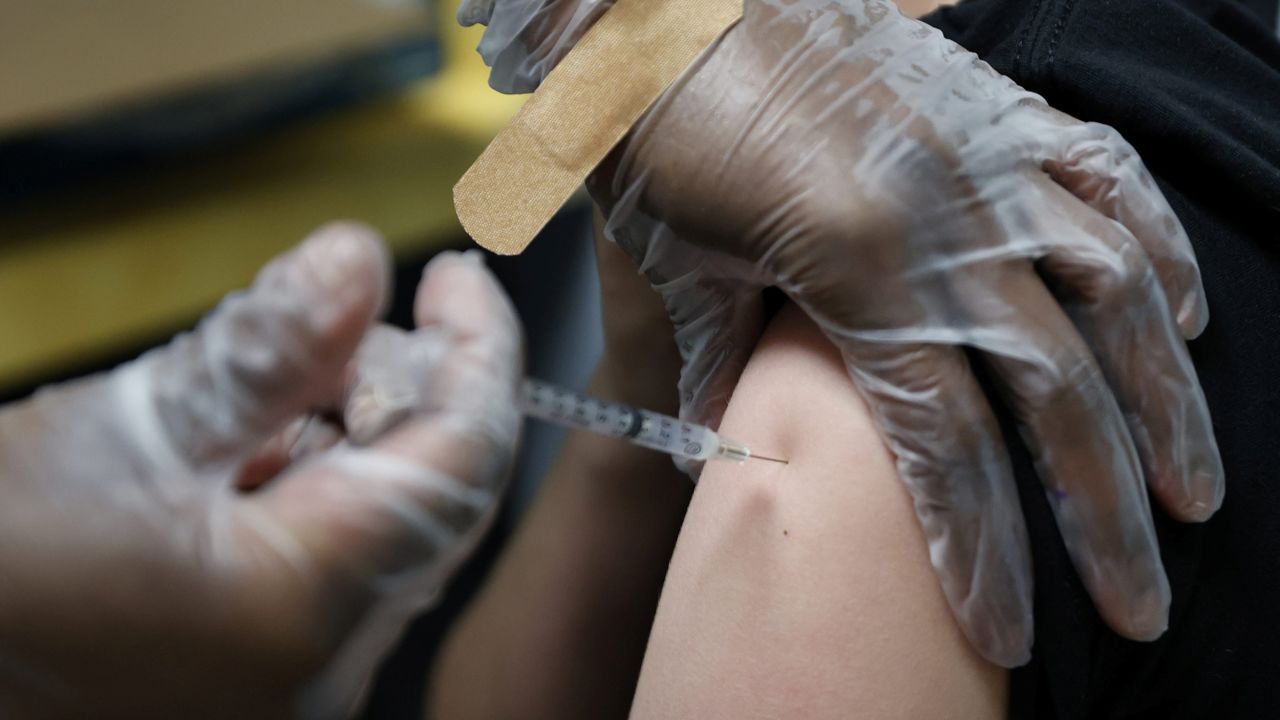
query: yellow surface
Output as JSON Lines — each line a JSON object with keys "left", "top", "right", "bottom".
{"left": 0, "top": 4, "right": 523, "bottom": 391}
{"left": 0, "top": 0, "right": 437, "bottom": 134}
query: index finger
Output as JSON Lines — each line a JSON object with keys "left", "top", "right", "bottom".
{"left": 1033, "top": 176, "right": 1224, "bottom": 521}
{"left": 1045, "top": 121, "right": 1209, "bottom": 338}
{"left": 981, "top": 268, "right": 1170, "bottom": 642}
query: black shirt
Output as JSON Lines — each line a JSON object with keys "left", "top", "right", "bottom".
{"left": 923, "top": 1, "right": 1280, "bottom": 717}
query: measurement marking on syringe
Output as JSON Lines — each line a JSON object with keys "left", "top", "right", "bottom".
{"left": 623, "top": 410, "right": 645, "bottom": 439}
{"left": 518, "top": 378, "right": 787, "bottom": 466}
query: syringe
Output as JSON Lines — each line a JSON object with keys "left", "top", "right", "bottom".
{"left": 520, "top": 378, "right": 787, "bottom": 465}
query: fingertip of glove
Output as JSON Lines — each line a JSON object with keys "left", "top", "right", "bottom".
{"left": 968, "top": 622, "right": 1033, "bottom": 668}
{"left": 963, "top": 602, "right": 1034, "bottom": 669}
{"left": 1176, "top": 289, "right": 1211, "bottom": 340}
{"left": 416, "top": 250, "right": 518, "bottom": 340}
{"left": 457, "top": 0, "right": 496, "bottom": 27}
{"left": 420, "top": 250, "right": 496, "bottom": 295}
{"left": 1180, "top": 467, "right": 1226, "bottom": 523}
{"left": 298, "top": 221, "right": 392, "bottom": 321}
{"left": 1127, "top": 584, "right": 1171, "bottom": 642}
{"left": 990, "top": 643, "right": 1033, "bottom": 670}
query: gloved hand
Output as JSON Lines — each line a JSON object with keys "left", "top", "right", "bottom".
{"left": 461, "top": 0, "right": 1225, "bottom": 666}
{"left": 0, "top": 224, "right": 523, "bottom": 718}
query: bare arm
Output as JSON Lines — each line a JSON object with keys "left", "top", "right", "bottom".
{"left": 631, "top": 305, "right": 1007, "bottom": 719}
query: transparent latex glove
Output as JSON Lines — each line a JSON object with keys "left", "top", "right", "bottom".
{"left": 0, "top": 224, "right": 522, "bottom": 719}
{"left": 462, "top": 0, "right": 1225, "bottom": 667}
{"left": 458, "top": 0, "right": 613, "bottom": 93}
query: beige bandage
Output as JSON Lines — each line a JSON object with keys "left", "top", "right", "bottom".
{"left": 454, "top": 0, "right": 743, "bottom": 255}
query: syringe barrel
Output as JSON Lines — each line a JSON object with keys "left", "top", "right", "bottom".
{"left": 520, "top": 379, "right": 721, "bottom": 461}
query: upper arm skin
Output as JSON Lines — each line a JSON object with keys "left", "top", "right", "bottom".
{"left": 630, "top": 305, "right": 1007, "bottom": 719}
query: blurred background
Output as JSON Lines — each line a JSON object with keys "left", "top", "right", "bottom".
{"left": 0, "top": 1, "right": 603, "bottom": 716}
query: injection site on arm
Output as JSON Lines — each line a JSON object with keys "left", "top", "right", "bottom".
{"left": 631, "top": 305, "right": 1007, "bottom": 720}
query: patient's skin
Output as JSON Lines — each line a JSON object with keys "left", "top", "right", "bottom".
{"left": 631, "top": 305, "right": 1007, "bottom": 719}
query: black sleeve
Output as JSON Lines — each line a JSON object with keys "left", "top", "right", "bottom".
{"left": 920, "top": 2, "right": 1280, "bottom": 719}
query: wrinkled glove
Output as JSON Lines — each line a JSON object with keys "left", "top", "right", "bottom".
{"left": 0, "top": 224, "right": 522, "bottom": 718}
{"left": 462, "top": 0, "right": 1224, "bottom": 667}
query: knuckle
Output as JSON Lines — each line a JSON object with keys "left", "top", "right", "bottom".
{"left": 1062, "top": 122, "right": 1133, "bottom": 175}
{"left": 1075, "top": 121, "right": 1127, "bottom": 155}
{"left": 1091, "top": 122, "right": 1128, "bottom": 151}
{"left": 1094, "top": 240, "right": 1159, "bottom": 304}
{"left": 1034, "top": 355, "right": 1107, "bottom": 416}
{"left": 1061, "top": 232, "right": 1160, "bottom": 311}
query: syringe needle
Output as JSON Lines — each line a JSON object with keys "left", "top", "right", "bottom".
{"left": 751, "top": 454, "right": 789, "bottom": 465}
